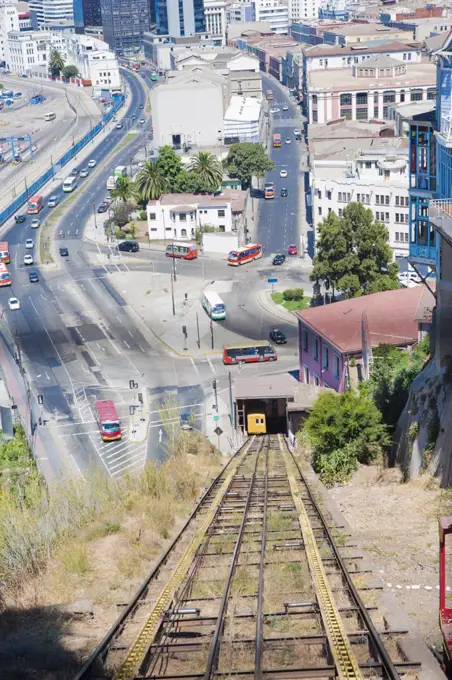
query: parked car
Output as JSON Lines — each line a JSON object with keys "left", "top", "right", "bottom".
{"left": 80, "top": 168, "right": 89, "bottom": 178}
{"left": 288, "top": 244, "right": 298, "bottom": 255}
{"left": 14, "top": 214, "right": 26, "bottom": 223}
{"left": 272, "top": 253, "right": 286, "bottom": 266}
{"left": 271, "top": 107, "right": 280, "bottom": 113}
{"left": 25, "top": 238, "right": 33, "bottom": 249}
{"left": 280, "top": 188, "right": 288, "bottom": 198}
{"left": 23, "top": 254, "right": 33, "bottom": 265}
{"left": 59, "top": 247, "right": 69, "bottom": 257}
{"left": 269, "top": 328, "right": 287, "bottom": 344}
{"left": 116, "top": 122, "right": 123, "bottom": 129}
{"left": 47, "top": 195, "right": 59, "bottom": 208}
{"left": 293, "top": 128, "right": 300, "bottom": 136}
{"left": 295, "top": 134, "right": 302, "bottom": 141}
{"left": 97, "top": 201, "right": 109, "bottom": 213}
{"left": 88, "top": 159, "right": 97, "bottom": 168}
{"left": 118, "top": 240, "right": 139, "bottom": 253}
{"left": 29, "top": 271, "right": 39, "bottom": 283}
{"left": 8, "top": 297, "right": 20, "bottom": 310}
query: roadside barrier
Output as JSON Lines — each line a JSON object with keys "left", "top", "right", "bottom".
{"left": 0, "top": 95, "right": 125, "bottom": 226}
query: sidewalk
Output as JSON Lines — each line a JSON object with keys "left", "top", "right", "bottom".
{"left": 203, "top": 386, "right": 245, "bottom": 455}
{"left": 256, "top": 290, "right": 298, "bottom": 326}
{"left": 128, "top": 386, "right": 150, "bottom": 442}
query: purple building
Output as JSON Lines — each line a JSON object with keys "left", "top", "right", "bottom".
{"left": 295, "top": 286, "right": 434, "bottom": 392}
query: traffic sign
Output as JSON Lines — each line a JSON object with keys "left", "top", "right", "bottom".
{"left": 214, "top": 426, "right": 223, "bottom": 436}
{"left": 267, "top": 278, "right": 278, "bottom": 284}
{"left": 214, "top": 415, "right": 220, "bottom": 421}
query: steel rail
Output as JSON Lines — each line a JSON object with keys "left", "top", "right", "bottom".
{"left": 286, "top": 440, "right": 401, "bottom": 680}
{"left": 73, "top": 437, "right": 255, "bottom": 680}
{"left": 203, "top": 436, "right": 265, "bottom": 680}
{"left": 254, "top": 444, "right": 268, "bottom": 680}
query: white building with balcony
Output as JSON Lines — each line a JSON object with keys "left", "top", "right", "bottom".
{"left": 204, "top": 0, "right": 226, "bottom": 45}
{"left": 147, "top": 191, "right": 247, "bottom": 241}
{"left": 251, "top": 0, "right": 289, "bottom": 35}
{"left": 54, "top": 33, "right": 121, "bottom": 92}
{"left": 311, "top": 133, "right": 410, "bottom": 258}
{"left": 0, "top": 2, "right": 32, "bottom": 62}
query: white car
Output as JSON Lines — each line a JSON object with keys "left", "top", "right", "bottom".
{"left": 398, "top": 271, "right": 421, "bottom": 287}
{"left": 116, "top": 122, "right": 123, "bottom": 129}
{"left": 8, "top": 297, "right": 20, "bottom": 311}
{"left": 293, "top": 128, "right": 300, "bottom": 136}
{"left": 88, "top": 159, "right": 97, "bottom": 168}
{"left": 31, "top": 218, "right": 40, "bottom": 229}
{"left": 283, "top": 104, "right": 289, "bottom": 111}
{"left": 25, "top": 238, "right": 33, "bottom": 249}
{"left": 24, "top": 254, "right": 33, "bottom": 265}
{"left": 280, "top": 169, "right": 288, "bottom": 178}
{"left": 139, "top": 118, "right": 145, "bottom": 124}
{"left": 271, "top": 107, "right": 280, "bottom": 114}
{"left": 80, "top": 168, "right": 89, "bottom": 178}
{"left": 48, "top": 195, "right": 59, "bottom": 208}
{"left": 285, "top": 137, "right": 291, "bottom": 144}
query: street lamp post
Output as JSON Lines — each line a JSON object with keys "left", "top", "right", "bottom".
{"left": 93, "top": 203, "right": 97, "bottom": 230}
{"left": 170, "top": 272, "right": 176, "bottom": 316}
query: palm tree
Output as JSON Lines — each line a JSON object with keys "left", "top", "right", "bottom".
{"left": 111, "top": 176, "right": 133, "bottom": 203}
{"left": 189, "top": 151, "right": 223, "bottom": 193}
{"left": 136, "top": 161, "right": 169, "bottom": 201}
{"left": 49, "top": 50, "right": 65, "bottom": 76}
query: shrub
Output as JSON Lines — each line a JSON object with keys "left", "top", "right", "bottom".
{"left": 139, "top": 210, "right": 147, "bottom": 221}
{"left": 115, "top": 227, "right": 127, "bottom": 239}
{"left": 408, "top": 421, "right": 419, "bottom": 443}
{"left": 314, "top": 441, "right": 360, "bottom": 486}
{"left": 283, "top": 288, "right": 304, "bottom": 301}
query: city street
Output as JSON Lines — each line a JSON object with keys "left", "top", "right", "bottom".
{"left": 0, "top": 69, "right": 308, "bottom": 479}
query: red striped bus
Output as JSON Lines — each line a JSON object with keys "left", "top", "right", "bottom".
{"left": 165, "top": 242, "right": 198, "bottom": 260}
{"left": 0, "top": 242, "right": 10, "bottom": 264}
{"left": 95, "top": 400, "right": 122, "bottom": 442}
{"left": 27, "top": 195, "right": 44, "bottom": 214}
{"left": 227, "top": 244, "right": 262, "bottom": 266}
{"left": 266, "top": 90, "right": 273, "bottom": 101}
{"left": 272, "top": 133, "right": 282, "bottom": 147}
{"left": 0, "top": 263, "right": 11, "bottom": 287}
{"left": 223, "top": 342, "right": 277, "bottom": 365}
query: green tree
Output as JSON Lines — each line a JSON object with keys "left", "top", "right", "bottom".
{"left": 155, "top": 145, "right": 184, "bottom": 187}
{"left": 111, "top": 176, "right": 134, "bottom": 204}
{"left": 112, "top": 202, "right": 133, "bottom": 227}
{"left": 62, "top": 65, "right": 79, "bottom": 78}
{"left": 304, "top": 391, "right": 389, "bottom": 483}
{"left": 311, "top": 202, "right": 399, "bottom": 299}
{"left": 136, "top": 161, "right": 170, "bottom": 201}
{"left": 189, "top": 151, "right": 223, "bottom": 193}
{"left": 223, "top": 142, "right": 274, "bottom": 189}
{"left": 49, "top": 50, "right": 65, "bottom": 76}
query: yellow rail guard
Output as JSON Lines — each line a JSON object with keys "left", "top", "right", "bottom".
{"left": 113, "top": 436, "right": 255, "bottom": 680}
{"left": 279, "top": 435, "right": 363, "bottom": 680}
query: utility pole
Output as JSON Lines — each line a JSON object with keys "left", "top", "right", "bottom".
{"left": 15, "top": 331, "right": 23, "bottom": 374}
{"left": 170, "top": 272, "right": 175, "bottom": 316}
{"left": 229, "top": 371, "right": 234, "bottom": 428}
{"left": 172, "top": 242, "right": 177, "bottom": 282}
{"left": 210, "top": 319, "right": 214, "bottom": 350}
{"left": 93, "top": 203, "right": 97, "bottom": 230}
{"left": 196, "top": 313, "right": 200, "bottom": 349}
{"left": 212, "top": 379, "right": 218, "bottom": 411}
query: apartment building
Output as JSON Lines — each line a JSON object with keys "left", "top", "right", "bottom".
{"left": 28, "top": 0, "right": 73, "bottom": 26}
{"left": 59, "top": 33, "right": 121, "bottom": 92}
{"left": 310, "top": 128, "right": 411, "bottom": 258}
{"left": 6, "top": 29, "right": 50, "bottom": 72}
{"left": 204, "top": 0, "right": 226, "bottom": 45}
{"left": 0, "top": 2, "right": 31, "bottom": 62}
{"left": 251, "top": 0, "right": 289, "bottom": 35}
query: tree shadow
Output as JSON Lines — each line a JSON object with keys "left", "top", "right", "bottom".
{"left": 0, "top": 604, "right": 91, "bottom": 679}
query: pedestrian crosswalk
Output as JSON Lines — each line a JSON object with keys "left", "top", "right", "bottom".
{"left": 88, "top": 433, "right": 147, "bottom": 478}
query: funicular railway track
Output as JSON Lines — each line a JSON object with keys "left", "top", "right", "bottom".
{"left": 75, "top": 435, "right": 420, "bottom": 680}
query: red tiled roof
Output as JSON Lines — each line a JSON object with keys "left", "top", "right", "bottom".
{"left": 296, "top": 286, "right": 432, "bottom": 353}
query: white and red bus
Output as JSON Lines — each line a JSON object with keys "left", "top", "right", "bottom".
{"left": 0, "top": 263, "right": 11, "bottom": 287}
{"left": 0, "top": 242, "right": 10, "bottom": 264}
{"left": 272, "top": 133, "right": 282, "bottom": 148}
{"left": 223, "top": 342, "right": 277, "bottom": 365}
{"left": 165, "top": 242, "right": 198, "bottom": 260}
{"left": 27, "top": 195, "right": 44, "bottom": 214}
{"left": 228, "top": 244, "right": 262, "bottom": 266}
{"left": 266, "top": 90, "right": 273, "bottom": 101}
{"left": 95, "top": 400, "right": 122, "bottom": 442}
{"left": 264, "top": 182, "right": 275, "bottom": 199}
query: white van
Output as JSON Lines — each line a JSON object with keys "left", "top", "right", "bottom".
{"left": 44, "top": 112, "right": 56, "bottom": 121}
{"left": 63, "top": 176, "right": 78, "bottom": 193}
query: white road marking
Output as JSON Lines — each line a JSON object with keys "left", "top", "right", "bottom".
{"left": 128, "top": 330, "right": 133, "bottom": 337}
{"left": 207, "top": 356, "right": 215, "bottom": 373}
{"left": 190, "top": 357, "right": 199, "bottom": 374}
{"left": 124, "top": 340, "right": 130, "bottom": 349}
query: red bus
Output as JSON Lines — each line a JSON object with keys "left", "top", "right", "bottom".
{"left": 28, "top": 195, "right": 44, "bottom": 214}
{"left": 266, "top": 90, "right": 273, "bottom": 100}
{"left": 272, "top": 133, "right": 282, "bottom": 147}
{"left": 165, "top": 242, "right": 198, "bottom": 260}
{"left": 223, "top": 342, "right": 277, "bottom": 365}
{"left": 228, "top": 244, "right": 262, "bottom": 266}
{"left": 95, "top": 400, "right": 122, "bottom": 442}
{"left": 0, "top": 263, "right": 11, "bottom": 287}
{"left": 0, "top": 242, "right": 10, "bottom": 264}
{"left": 264, "top": 182, "right": 275, "bottom": 199}
{"left": 133, "top": 63, "right": 140, "bottom": 71}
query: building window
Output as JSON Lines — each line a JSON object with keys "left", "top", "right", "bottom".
{"left": 334, "top": 354, "right": 340, "bottom": 380}
{"left": 395, "top": 231, "right": 399, "bottom": 241}
{"left": 181, "top": 228, "right": 187, "bottom": 237}
{"left": 318, "top": 206, "right": 322, "bottom": 216}
{"left": 323, "top": 346, "right": 329, "bottom": 370}
{"left": 303, "top": 365, "right": 310, "bottom": 384}
{"left": 314, "top": 374, "right": 320, "bottom": 386}
{"left": 179, "top": 213, "right": 187, "bottom": 221}
{"left": 340, "top": 108, "right": 352, "bottom": 120}
{"left": 317, "top": 190, "right": 322, "bottom": 199}
{"left": 149, "top": 212, "right": 156, "bottom": 220}
{"left": 314, "top": 336, "right": 319, "bottom": 361}
{"left": 410, "top": 88, "right": 423, "bottom": 102}
{"left": 340, "top": 93, "right": 352, "bottom": 106}
{"left": 356, "top": 108, "right": 368, "bottom": 120}
{"left": 218, "top": 209, "right": 225, "bottom": 217}
{"left": 383, "top": 90, "right": 396, "bottom": 104}
{"left": 219, "top": 225, "right": 225, "bottom": 232}
{"left": 303, "top": 329, "right": 308, "bottom": 352}
{"left": 356, "top": 92, "right": 367, "bottom": 105}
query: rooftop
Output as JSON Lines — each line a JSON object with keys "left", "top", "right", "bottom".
{"left": 234, "top": 374, "right": 329, "bottom": 409}
{"left": 148, "top": 189, "right": 247, "bottom": 212}
{"left": 296, "top": 286, "right": 434, "bottom": 354}
{"left": 390, "top": 99, "right": 437, "bottom": 120}
{"left": 308, "top": 61, "right": 435, "bottom": 91}
{"left": 227, "top": 21, "right": 272, "bottom": 40}
{"left": 224, "top": 95, "right": 261, "bottom": 122}
{"left": 424, "top": 30, "right": 451, "bottom": 53}
{"left": 355, "top": 54, "right": 401, "bottom": 68}
{"left": 303, "top": 40, "right": 422, "bottom": 58}
{"left": 327, "top": 23, "right": 412, "bottom": 37}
